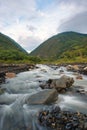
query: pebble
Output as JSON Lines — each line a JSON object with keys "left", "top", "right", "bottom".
{"left": 38, "top": 106, "right": 87, "bottom": 130}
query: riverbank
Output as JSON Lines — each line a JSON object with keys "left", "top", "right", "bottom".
{"left": 0, "top": 64, "right": 87, "bottom": 130}
{"left": 0, "top": 64, "right": 35, "bottom": 84}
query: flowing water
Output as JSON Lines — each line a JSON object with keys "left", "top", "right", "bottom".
{"left": 0, "top": 64, "right": 87, "bottom": 130}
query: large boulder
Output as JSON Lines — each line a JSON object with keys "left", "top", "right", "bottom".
{"left": 26, "top": 89, "right": 58, "bottom": 105}
{"left": 40, "top": 75, "right": 74, "bottom": 92}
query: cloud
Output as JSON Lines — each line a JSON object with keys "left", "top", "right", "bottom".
{"left": 0, "top": 0, "right": 87, "bottom": 52}
{"left": 18, "top": 35, "right": 42, "bottom": 52}
{"left": 58, "top": 11, "right": 87, "bottom": 33}
{"left": 0, "top": 0, "right": 36, "bottom": 20}
{"left": 26, "top": 25, "right": 37, "bottom": 32}
{"left": 55, "top": 0, "right": 87, "bottom": 7}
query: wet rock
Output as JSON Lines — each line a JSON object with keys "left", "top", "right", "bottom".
{"left": 84, "top": 67, "right": 87, "bottom": 71}
{"left": 0, "top": 72, "right": 5, "bottom": 84}
{"left": 66, "top": 65, "right": 79, "bottom": 72}
{"left": 26, "top": 89, "right": 58, "bottom": 105}
{"left": 76, "top": 65, "right": 87, "bottom": 75}
{"left": 81, "top": 66, "right": 87, "bottom": 75}
{"left": 40, "top": 69, "right": 47, "bottom": 73}
{"left": 38, "top": 106, "right": 87, "bottom": 130}
{"left": 40, "top": 75, "right": 74, "bottom": 93}
{"left": 5, "top": 72, "right": 16, "bottom": 78}
{"left": 0, "top": 88, "right": 5, "bottom": 95}
{"left": 76, "top": 89, "right": 87, "bottom": 95}
{"left": 59, "top": 69, "right": 64, "bottom": 73}
{"left": 76, "top": 74, "right": 83, "bottom": 80}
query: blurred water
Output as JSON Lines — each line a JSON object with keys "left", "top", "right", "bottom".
{"left": 0, "top": 64, "right": 87, "bottom": 130}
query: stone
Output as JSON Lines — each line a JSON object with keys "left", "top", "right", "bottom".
{"left": 59, "top": 69, "right": 64, "bottom": 72}
{"left": 51, "top": 75, "right": 74, "bottom": 89}
{"left": 84, "top": 67, "right": 87, "bottom": 71}
{"left": 0, "top": 72, "right": 5, "bottom": 84}
{"left": 40, "top": 75, "right": 74, "bottom": 92}
{"left": 76, "top": 75, "right": 83, "bottom": 80}
{"left": 0, "top": 88, "right": 5, "bottom": 95}
{"left": 26, "top": 89, "right": 58, "bottom": 105}
{"left": 66, "top": 65, "right": 79, "bottom": 72}
{"left": 73, "top": 65, "right": 79, "bottom": 71}
{"left": 40, "top": 69, "right": 47, "bottom": 72}
{"left": 5, "top": 72, "right": 16, "bottom": 78}
{"left": 38, "top": 106, "right": 87, "bottom": 130}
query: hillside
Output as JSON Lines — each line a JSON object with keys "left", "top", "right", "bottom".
{"left": 0, "top": 32, "right": 28, "bottom": 62}
{"left": 0, "top": 33, "right": 27, "bottom": 53}
{"left": 30, "top": 31, "right": 87, "bottom": 63}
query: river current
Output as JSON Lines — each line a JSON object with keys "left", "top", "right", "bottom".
{"left": 0, "top": 64, "right": 87, "bottom": 130}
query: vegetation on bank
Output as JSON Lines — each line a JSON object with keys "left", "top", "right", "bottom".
{"left": 0, "top": 51, "right": 42, "bottom": 64}
{"left": 30, "top": 31, "right": 87, "bottom": 64}
{"left": 0, "top": 31, "right": 87, "bottom": 64}
{"left": 0, "top": 32, "right": 41, "bottom": 64}
{"left": 0, "top": 55, "right": 87, "bottom": 64}
{"left": 0, "top": 48, "right": 87, "bottom": 64}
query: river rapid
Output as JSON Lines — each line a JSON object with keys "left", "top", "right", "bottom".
{"left": 0, "top": 64, "right": 87, "bottom": 130}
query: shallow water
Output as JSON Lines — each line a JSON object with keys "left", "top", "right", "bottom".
{"left": 0, "top": 64, "right": 87, "bottom": 130}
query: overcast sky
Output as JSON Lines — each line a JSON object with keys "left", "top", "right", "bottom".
{"left": 0, "top": 0, "right": 87, "bottom": 52}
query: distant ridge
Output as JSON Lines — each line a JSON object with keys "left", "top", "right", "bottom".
{"left": 0, "top": 32, "right": 27, "bottom": 53}
{"left": 0, "top": 32, "right": 29, "bottom": 62}
{"left": 30, "top": 31, "right": 87, "bottom": 61}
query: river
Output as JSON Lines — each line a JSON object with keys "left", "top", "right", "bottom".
{"left": 0, "top": 64, "right": 87, "bottom": 130}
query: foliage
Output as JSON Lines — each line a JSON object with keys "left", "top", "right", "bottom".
{"left": 0, "top": 32, "right": 42, "bottom": 64}
{"left": 30, "top": 31, "right": 87, "bottom": 63}
{"left": 0, "top": 32, "right": 27, "bottom": 53}
{"left": 0, "top": 32, "right": 87, "bottom": 64}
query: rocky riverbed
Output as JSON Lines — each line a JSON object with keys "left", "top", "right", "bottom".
{"left": 0, "top": 64, "right": 35, "bottom": 84}
{"left": 38, "top": 106, "right": 87, "bottom": 130}
{"left": 0, "top": 64, "right": 87, "bottom": 130}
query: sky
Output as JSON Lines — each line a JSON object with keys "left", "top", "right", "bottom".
{"left": 0, "top": 0, "right": 87, "bottom": 52}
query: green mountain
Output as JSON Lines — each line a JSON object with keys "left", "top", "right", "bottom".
{"left": 30, "top": 31, "right": 87, "bottom": 63}
{"left": 0, "top": 32, "right": 28, "bottom": 62}
{"left": 0, "top": 32, "right": 27, "bottom": 53}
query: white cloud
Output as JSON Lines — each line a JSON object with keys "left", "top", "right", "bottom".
{"left": 18, "top": 35, "right": 41, "bottom": 52}
{"left": 0, "top": 0, "right": 87, "bottom": 52}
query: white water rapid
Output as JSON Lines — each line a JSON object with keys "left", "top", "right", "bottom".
{"left": 0, "top": 64, "right": 87, "bottom": 130}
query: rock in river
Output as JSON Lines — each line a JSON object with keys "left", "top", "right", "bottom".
{"left": 26, "top": 89, "right": 58, "bottom": 105}
{"left": 40, "top": 75, "right": 74, "bottom": 92}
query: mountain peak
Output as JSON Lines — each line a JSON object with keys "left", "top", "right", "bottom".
{"left": 0, "top": 32, "right": 27, "bottom": 54}
{"left": 30, "top": 31, "right": 87, "bottom": 61}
